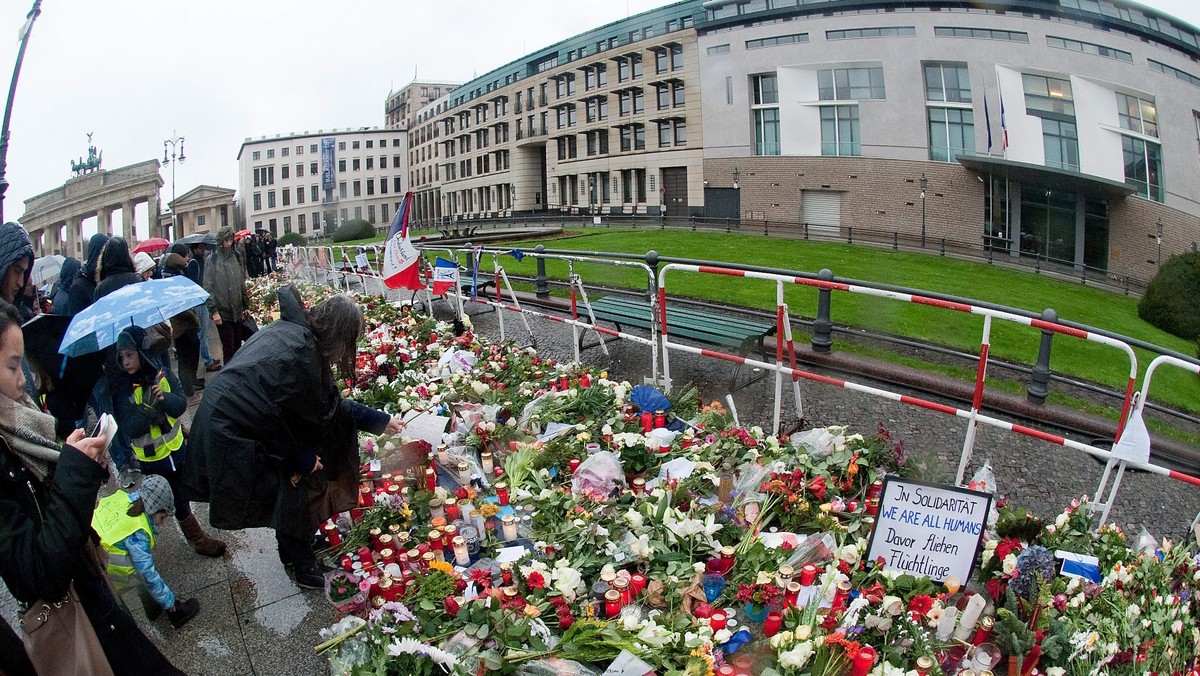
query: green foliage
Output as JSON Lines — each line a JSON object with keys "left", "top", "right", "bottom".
{"left": 1138, "top": 251, "right": 1200, "bottom": 340}
{"left": 994, "top": 590, "right": 1036, "bottom": 658}
{"left": 332, "top": 219, "right": 377, "bottom": 242}
{"left": 277, "top": 232, "right": 306, "bottom": 247}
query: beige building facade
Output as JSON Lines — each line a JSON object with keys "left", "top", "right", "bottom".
{"left": 165, "top": 185, "right": 235, "bottom": 238}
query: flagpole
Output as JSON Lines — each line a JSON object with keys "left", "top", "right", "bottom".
{"left": 0, "top": 0, "right": 44, "bottom": 224}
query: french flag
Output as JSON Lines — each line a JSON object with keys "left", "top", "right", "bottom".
{"left": 431, "top": 257, "right": 459, "bottom": 295}
{"left": 382, "top": 192, "right": 424, "bottom": 290}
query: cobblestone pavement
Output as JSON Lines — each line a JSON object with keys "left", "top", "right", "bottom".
{"left": 459, "top": 303, "right": 1200, "bottom": 543}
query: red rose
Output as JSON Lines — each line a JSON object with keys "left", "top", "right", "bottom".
{"left": 526, "top": 571, "right": 546, "bottom": 589}
{"left": 444, "top": 596, "right": 461, "bottom": 617}
{"left": 862, "top": 582, "right": 886, "bottom": 605}
{"left": 808, "top": 476, "right": 827, "bottom": 501}
{"left": 994, "top": 537, "right": 1022, "bottom": 564}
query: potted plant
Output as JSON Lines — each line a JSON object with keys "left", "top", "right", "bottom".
{"left": 735, "top": 582, "right": 783, "bottom": 623}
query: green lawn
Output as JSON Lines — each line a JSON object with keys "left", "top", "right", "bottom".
{"left": 482, "top": 229, "right": 1199, "bottom": 416}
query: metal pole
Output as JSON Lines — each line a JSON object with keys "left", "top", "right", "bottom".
{"left": 163, "top": 131, "right": 185, "bottom": 239}
{"left": 0, "top": 0, "right": 44, "bottom": 224}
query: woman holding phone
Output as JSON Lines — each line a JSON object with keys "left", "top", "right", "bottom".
{"left": 0, "top": 301, "right": 181, "bottom": 674}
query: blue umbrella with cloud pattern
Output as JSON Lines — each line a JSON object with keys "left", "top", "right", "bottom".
{"left": 59, "top": 276, "right": 209, "bottom": 357}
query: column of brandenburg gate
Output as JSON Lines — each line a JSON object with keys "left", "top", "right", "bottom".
{"left": 20, "top": 159, "right": 164, "bottom": 257}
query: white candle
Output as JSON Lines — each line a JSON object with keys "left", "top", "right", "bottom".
{"left": 954, "top": 594, "right": 987, "bottom": 640}
{"left": 501, "top": 515, "right": 517, "bottom": 541}
{"left": 452, "top": 536, "right": 470, "bottom": 566}
{"left": 936, "top": 607, "right": 958, "bottom": 641}
{"left": 480, "top": 451, "right": 494, "bottom": 475}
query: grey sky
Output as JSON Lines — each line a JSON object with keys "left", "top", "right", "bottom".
{"left": 1, "top": 0, "right": 1198, "bottom": 240}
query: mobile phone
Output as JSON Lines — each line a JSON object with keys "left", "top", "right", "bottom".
{"left": 90, "top": 417, "right": 104, "bottom": 438}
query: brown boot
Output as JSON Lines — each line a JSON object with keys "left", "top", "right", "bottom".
{"left": 178, "top": 514, "right": 228, "bottom": 557}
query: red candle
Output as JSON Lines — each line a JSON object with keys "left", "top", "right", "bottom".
{"left": 604, "top": 590, "right": 622, "bottom": 618}
{"left": 763, "top": 610, "right": 783, "bottom": 637}
{"left": 568, "top": 458, "right": 581, "bottom": 473}
{"left": 640, "top": 411, "right": 653, "bottom": 432}
{"left": 324, "top": 523, "right": 343, "bottom": 547}
{"left": 832, "top": 581, "right": 852, "bottom": 609}
{"left": 630, "top": 573, "right": 647, "bottom": 595}
{"left": 359, "top": 484, "right": 375, "bottom": 507}
{"left": 495, "top": 482, "right": 510, "bottom": 506}
{"left": 972, "top": 616, "right": 995, "bottom": 645}
{"left": 445, "top": 500, "right": 461, "bottom": 522}
{"left": 424, "top": 467, "right": 437, "bottom": 492}
{"left": 357, "top": 546, "right": 374, "bottom": 563}
{"left": 340, "top": 554, "right": 354, "bottom": 572}
{"left": 428, "top": 530, "right": 444, "bottom": 552}
{"left": 579, "top": 373, "right": 591, "bottom": 388}
{"left": 350, "top": 507, "right": 364, "bottom": 523}
{"left": 717, "top": 667, "right": 735, "bottom": 676}
{"left": 653, "top": 410, "right": 666, "bottom": 428}
{"left": 709, "top": 610, "right": 727, "bottom": 631}
{"left": 559, "top": 376, "right": 569, "bottom": 390}
{"left": 799, "top": 564, "right": 818, "bottom": 586}
{"left": 785, "top": 581, "right": 801, "bottom": 607}
{"left": 849, "top": 644, "right": 876, "bottom": 676}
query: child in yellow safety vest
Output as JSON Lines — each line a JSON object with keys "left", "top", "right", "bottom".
{"left": 109, "top": 326, "right": 226, "bottom": 558}
{"left": 92, "top": 475, "right": 200, "bottom": 629}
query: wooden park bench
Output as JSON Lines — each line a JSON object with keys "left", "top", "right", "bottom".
{"left": 582, "top": 295, "right": 776, "bottom": 391}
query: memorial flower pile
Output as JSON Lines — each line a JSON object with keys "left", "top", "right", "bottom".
{"left": 245, "top": 279, "right": 1200, "bottom": 676}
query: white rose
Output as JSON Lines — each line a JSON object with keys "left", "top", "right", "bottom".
{"left": 625, "top": 509, "right": 644, "bottom": 529}
{"left": 778, "top": 642, "right": 814, "bottom": 670}
{"left": 1055, "top": 512, "right": 1069, "bottom": 528}
{"left": 713, "top": 629, "right": 732, "bottom": 644}
{"left": 755, "top": 571, "right": 774, "bottom": 585}
{"left": 839, "top": 544, "right": 860, "bottom": 564}
{"left": 1002, "top": 553, "right": 1018, "bottom": 575}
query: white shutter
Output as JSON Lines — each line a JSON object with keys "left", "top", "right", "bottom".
{"left": 801, "top": 191, "right": 842, "bottom": 237}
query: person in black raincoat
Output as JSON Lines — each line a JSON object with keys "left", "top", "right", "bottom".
{"left": 66, "top": 233, "right": 108, "bottom": 316}
{"left": 93, "top": 237, "right": 142, "bottom": 301}
{"left": 184, "top": 286, "right": 403, "bottom": 588}
{"left": 51, "top": 256, "right": 81, "bottom": 315}
{"left": 0, "top": 222, "right": 34, "bottom": 321}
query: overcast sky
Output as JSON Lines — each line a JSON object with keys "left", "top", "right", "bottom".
{"left": 1, "top": 0, "right": 1198, "bottom": 238}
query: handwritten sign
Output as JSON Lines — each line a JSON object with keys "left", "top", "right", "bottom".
{"left": 865, "top": 477, "right": 991, "bottom": 583}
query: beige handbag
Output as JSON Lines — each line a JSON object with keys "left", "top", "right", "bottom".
{"left": 19, "top": 581, "right": 115, "bottom": 676}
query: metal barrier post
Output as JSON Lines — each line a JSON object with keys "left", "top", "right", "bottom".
{"left": 1027, "top": 308, "right": 1056, "bottom": 405}
{"left": 811, "top": 269, "right": 834, "bottom": 353}
{"left": 956, "top": 314, "right": 993, "bottom": 486}
{"left": 534, "top": 244, "right": 550, "bottom": 299}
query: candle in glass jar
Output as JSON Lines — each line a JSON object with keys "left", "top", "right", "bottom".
{"left": 604, "top": 590, "right": 622, "bottom": 618}
{"left": 972, "top": 616, "right": 995, "bottom": 645}
{"left": 452, "top": 536, "right": 470, "bottom": 566}
{"left": 428, "top": 498, "right": 445, "bottom": 521}
{"left": 832, "top": 580, "right": 852, "bottom": 609}
{"left": 420, "top": 551, "right": 435, "bottom": 569}
{"left": 377, "top": 533, "right": 393, "bottom": 554}
{"left": 653, "top": 410, "right": 666, "bottom": 428}
{"left": 631, "top": 477, "right": 646, "bottom": 495}
{"left": 639, "top": 411, "right": 653, "bottom": 433}
{"left": 785, "top": 581, "right": 802, "bottom": 607}
{"left": 359, "top": 483, "right": 375, "bottom": 507}
{"left": 368, "top": 527, "right": 383, "bottom": 549}
{"left": 445, "top": 498, "right": 461, "bottom": 521}
{"left": 340, "top": 554, "right": 354, "bottom": 572}
{"left": 719, "top": 545, "right": 736, "bottom": 573}
{"left": 456, "top": 461, "right": 471, "bottom": 485}
{"left": 324, "top": 523, "right": 343, "bottom": 547}
{"left": 799, "top": 563, "right": 818, "bottom": 586}
{"left": 469, "top": 510, "right": 485, "bottom": 535}
{"left": 437, "top": 443, "right": 450, "bottom": 466}
{"left": 613, "top": 577, "right": 632, "bottom": 606}
{"left": 709, "top": 610, "right": 727, "bottom": 631}
{"left": 717, "top": 667, "right": 735, "bottom": 676}
{"left": 568, "top": 458, "right": 581, "bottom": 473}
{"left": 388, "top": 523, "right": 403, "bottom": 537}
{"left": 443, "top": 524, "right": 458, "bottom": 549}
{"left": 480, "top": 451, "right": 494, "bottom": 474}
{"left": 914, "top": 656, "right": 935, "bottom": 676}
{"left": 501, "top": 515, "right": 517, "bottom": 541}
{"left": 579, "top": 373, "right": 591, "bottom": 388}
{"left": 630, "top": 573, "right": 647, "bottom": 595}
{"left": 428, "top": 530, "right": 444, "bottom": 552}
{"left": 424, "top": 467, "right": 437, "bottom": 491}
{"left": 763, "top": 610, "right": 783, "bottom": 636}
{"left": 379, "top": 548, "right": 395, "bottom": 565}
{"left": 495, "top": 482, "right": 510, "bottom": 506}
{"left": 406, "top": 548, "right": 422, "bottom": 570}
{"left": 776, "top": 565, "right": 794, "bottom": 588}
{"left": 849, "top": 645, "right": 876, "bottom": 676}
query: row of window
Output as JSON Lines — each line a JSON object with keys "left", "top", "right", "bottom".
{"left": 252, "top": 158, "right": 402, "bottom": 188}
{"left": 251, "top": 177, "right": 404, "bottom": 212}
{"left": 248, "top": 138, "right": 402, "bottom": 162}
{"left": 750, "top": 63, "right": 1164, "bottom": 201}
{"left": 551, "top": 169, "right": 649, "bottom": 206}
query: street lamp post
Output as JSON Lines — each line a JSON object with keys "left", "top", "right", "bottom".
{"left": 0, "top": 0, "right": 44, "bottom": 224}
{"left": 919, "top": 173, "right": 928, "bottom": 248}
{"left": 162, "top": 131, "right": 185, "bottom": 239}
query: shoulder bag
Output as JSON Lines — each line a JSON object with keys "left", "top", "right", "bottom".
{"left": 19, "top": 580, "right": 115, "bottom": 676}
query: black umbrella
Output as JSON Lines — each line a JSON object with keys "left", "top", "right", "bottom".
{"left": 22, "top": 313, "right": 72, "bottom": 381}
{"left": 174, "top": 232, "right": 218, "bottom": 247}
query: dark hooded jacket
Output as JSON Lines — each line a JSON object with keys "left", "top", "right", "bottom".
{"left": 51, "top": 257, "right": 81, "bottom": 315}
{"left": 65, "top": 234, "right": 108, "bottom": 316}
{"left": 204, "top": 241, "right": 249, "bottom": 321}
{"left": 93, "top": 239, "right": 142, "bottom": 301}
{"left": 184, "top": 286, "right": 388, "bottom": 533}
{"left": 109, "top": 326, "right": 186, "bottom": 449}
{"left": 159, "top": 251, "right": 200, "bottom": 335}
{"left": 0, "top": 222, "right": 34, "bottom": 319}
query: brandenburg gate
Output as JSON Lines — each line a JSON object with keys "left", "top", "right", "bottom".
{"left": 20, "top": 159, "right": 164, "bottom": 257}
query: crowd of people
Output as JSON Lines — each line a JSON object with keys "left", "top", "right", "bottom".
{"left": 0, "top": 221, "right": 401, "bottom": 674}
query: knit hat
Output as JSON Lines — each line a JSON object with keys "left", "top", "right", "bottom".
{"left": 134, "top": 251, "right": 156, "bottom": 275}
{"left": 137, "top": 474, "right": 175, "bottom": 517}
{"left": 217, "top": 226, "right": 235, "bottom": 243}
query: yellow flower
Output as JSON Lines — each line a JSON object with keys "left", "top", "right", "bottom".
{"left": 523, "top": 604, "right": 541, "bottom": 618}
{"left": 429, "top": 560, "right": 455, "bottom": 574}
